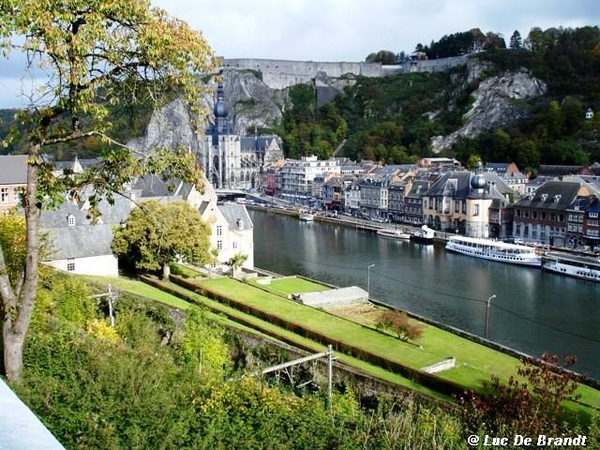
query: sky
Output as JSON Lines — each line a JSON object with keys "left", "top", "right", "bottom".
{"left": 1, "top": 0, "right": 599, "bottom": 108}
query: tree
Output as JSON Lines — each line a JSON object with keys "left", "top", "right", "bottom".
{"left": 510, "top": 30, "right": 523, "bottom": 50}
{"left": 227, "top": 253, "right": 248, "bottom": 278}
{"left": 0, "top": 0, "right": 215, "bottom": 382}
{"left": 375, "top": 310, "right": 423, "bottom": 342}
{"left": 112, "top": 200, "right": 211, "bottom": 279}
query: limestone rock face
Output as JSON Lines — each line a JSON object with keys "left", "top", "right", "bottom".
{"left": 127, "top": 69, "right": 285, "bottom": 153}
{"left": 127, "top": 98, "right": 199, "bottom": 154}
{"left": 431, "top": 70, "right": 547, "bottom": 153}
{"left": 208, "top": 69, "right": 285, "bottom": 135}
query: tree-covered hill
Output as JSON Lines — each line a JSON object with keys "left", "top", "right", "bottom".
{"left": 280, "top": 26, "right": 600, "bottom": 170}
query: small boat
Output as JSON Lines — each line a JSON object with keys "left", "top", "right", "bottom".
{"left": 445, "top": 235, "right": 542, "bottom": 267}
{"left": 377, "top": 228, "right": 410, "bottom": 240}
{"left": 410, "top": 225, "right": 436, "bottom": 245}
{"left": 543, "top": 251, "right": 600, "bottom": 282}
{"left": 299, "top": 212, "right": 315, "bottom": 222}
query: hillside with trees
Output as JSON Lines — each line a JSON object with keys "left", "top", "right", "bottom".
{"left": 279, "top": 26, "right": 600, "bottom": 171}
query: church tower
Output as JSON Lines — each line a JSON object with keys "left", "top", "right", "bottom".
{"left": 200, "top": 82, "right": 284, "bottom": 190}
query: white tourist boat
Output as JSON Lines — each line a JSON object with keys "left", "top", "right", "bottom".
{"left": 377, "top": 228, "right": 411, "bottom": 240}
{"left": 445, "top": 236, "right": 542, "bottom": 267}
{"left": 299, "top": 212, "right": 315, "bottom": 222}
{"left": 543, "top": 251, "right": 600, "bottom": 283}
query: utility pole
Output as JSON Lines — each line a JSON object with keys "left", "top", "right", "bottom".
{"left": 367, "top": 264, "right": 375, "bottom": 299}
{"left": 92, "top": 284, "right": 117, "bottom": 327}
{"left": 485, "top": 294, "right": 496, "bottom": 339}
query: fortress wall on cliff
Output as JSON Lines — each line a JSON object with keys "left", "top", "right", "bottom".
{"left": 222, "top": 58, "right": 384, "bottom": 89}
{"left": 221, "top": 56, "right": 468, "bottom": 89}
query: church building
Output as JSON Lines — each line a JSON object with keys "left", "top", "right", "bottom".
{"left": 199, "top": 84, "right": 283, "bottom": 190}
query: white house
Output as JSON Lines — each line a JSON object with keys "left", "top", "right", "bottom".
{"left": 197, "top": 181, "right": 254, "bottom": 270}
{"left": 40, "top": 193, "right": 132, "bottom": 276}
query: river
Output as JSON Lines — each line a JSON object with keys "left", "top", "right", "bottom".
{"left": 249, "top": 209, "right": 600, "bottom": 380}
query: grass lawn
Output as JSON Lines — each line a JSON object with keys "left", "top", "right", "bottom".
{"left": 86, "top": 275, "right": 193, "bottom": 310}
{"left": 85, "top": 274, "right": 600, "bottom": 411}
{"left": 197, "top": 277, "right": 600, "bottom": 410}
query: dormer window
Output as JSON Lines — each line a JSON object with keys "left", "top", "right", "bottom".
{"left": 554, "top": 195, "right": 561, "bottom": 203}
{"left": 540, "top": 193, "right": 548, "bottom": 202}
{"left": 67, "top": 214, "right": 75, "bottom": 227}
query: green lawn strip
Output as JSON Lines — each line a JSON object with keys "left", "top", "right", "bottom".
{"left": 195, "top": 278, "right": 600, "bottom": 408}
{"left": 199, "top": 278, "right": 486, "bottom": 379}
{"left": 137, "top": 277, "right": 447, "bottom": 399}
{"left": 170, "top": 263, "right": 205, "bottom": 279}
{"left": 87, "top": 275, "right": 600, "bottom": 411}
{"left": 85, "top": 275, "right": 193, "bottom": 310}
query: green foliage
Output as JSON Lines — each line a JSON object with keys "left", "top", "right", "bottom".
{"left": 375, "top": 309, "right": 423, "bottom": 342}
{"left": 365, "top": 50, "right": 398, "bottom": 64}
{"left": 0, "top": 213, "right": 27, "bottom": 290}
{"left": 176, "top": 305, "right": 229, "bottom": 379}
{"left": 112, "top": 200, "right": 211, "bottom": 277}
{"left": 13, "top": 274, "right": 599, "bottom": 448}
{"left": 458, "top": 353, "right": 582, "bottom": 438}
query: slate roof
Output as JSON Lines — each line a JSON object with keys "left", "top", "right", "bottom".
{"left": 0, "top": 155, "right": 28, "bottom": 185}
{"left": 40, "top": 194, "right": 132, "bottom": 260}
{"left": 515, "top": 180, "right": 582, "bottom": 210}
{"left": 423, "top": 171, "right": 512, "bottom": 201}
{"left": 218, "top": 202, "right": 253, "bottom": 230}
{"left": 406, "top": 180, "right": 429, "bottom": 198}
{"left": 423, "top": 171, "right": 472, "bottom": 198}
{"left": 240, "top": 135, "right": 279, "bottom": 151}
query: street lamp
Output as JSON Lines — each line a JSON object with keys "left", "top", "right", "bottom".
{"left": 367, "top": 264, "right": 375, "bottom": 299}
{"left": 485, "top": 294, "right": 496, "bottom": 339}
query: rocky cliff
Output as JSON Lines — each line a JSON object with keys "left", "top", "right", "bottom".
{"left": 127, "top": 69, "right": 287, "bottom": 152}
{"left": 431, "top": 67, "right": 547, "bottom": 153}
{"left": 130, "top": 59, "right": 548, "bottom": 157}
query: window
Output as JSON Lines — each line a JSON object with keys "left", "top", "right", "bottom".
{"left": 216, "top": 225, "right": 223, "bottom": 236}
{"left": 232, "top": 241, "right": 238, "bottom": 249}
{"left": 67, "top": 214, "right": 75, "bottom": 227}
{"left": 1, "top": 187, "right": 8, "bottom": 203}
{"left": 590, "top": 212, "right": 599, "bottom": 219}
{"left": 473, "top": 204, "right": 480, "bottom": 216}
{"left": 67, "top": 260, "right": 75, "bottom": 271}
{"left": 217, "top": 240, "right": 223, "bottom": 250}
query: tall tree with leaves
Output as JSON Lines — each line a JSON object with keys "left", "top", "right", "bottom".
{"left": 509, "top": 30, "right": 523, "bottom": 50}
{"left": 0, "top": 0, "right": 215, "bottom": 382}
{"left": 112, "top": 200, "right": 211, "bottom": 280}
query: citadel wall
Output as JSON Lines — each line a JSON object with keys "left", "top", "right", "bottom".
{"left": 221, "top": 56, "right": 469, "bottom": 89}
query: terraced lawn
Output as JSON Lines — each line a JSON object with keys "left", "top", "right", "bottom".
{"left": 87, "top": 274, "right": 600, "bottom": 412}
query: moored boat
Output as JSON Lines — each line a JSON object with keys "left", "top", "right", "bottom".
{"left": 410, "top": 225, "right": 436, "bottom": 245}
{"left": 543, "top": 251, "right": 600, "bottom": 282}
{"left": 299, "top": 212, "right": 315, "bottom": 222}
{"left": 377, "top": 228, "right": 411, "bottom": 240}
{"left": 445, "top": 235, "right": 542, "bottom": 267}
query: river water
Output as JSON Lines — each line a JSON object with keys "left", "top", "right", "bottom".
{"left": 249, "top": 209, "right": 600, "bottom": 380}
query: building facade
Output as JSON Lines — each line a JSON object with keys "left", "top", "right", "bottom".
{"left": 0, "top": 155, "right": 27, "bottom": 213}
{"left": 198, "top": 85, "right": 283, "bottom": 190}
